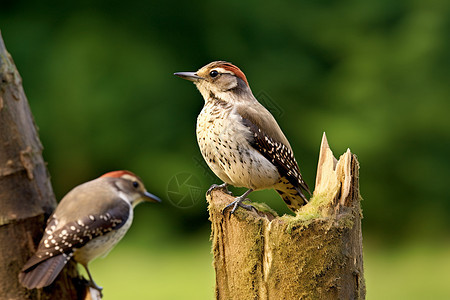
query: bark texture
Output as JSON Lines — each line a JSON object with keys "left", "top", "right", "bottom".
{"left": 0, "top": 32, "right": 84, "bottom": 300}
{"left": 208, "top": 133, "right": 365, "bottom": 300}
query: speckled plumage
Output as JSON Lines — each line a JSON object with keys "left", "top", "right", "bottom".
{"left": 19, "top": 171, "right": 160, "bottom": 290}
{"left": 176, "top": 61, "right": 310, "bottom": 212}
{"left": 197, "top": 97, "right": 280, "bottom": 191}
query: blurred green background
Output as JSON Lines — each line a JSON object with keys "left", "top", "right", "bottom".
{"left": 1, "top": 0, "right": 450, "bottom": 298}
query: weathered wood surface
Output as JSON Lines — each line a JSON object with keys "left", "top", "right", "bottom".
{"left": 0, "top": 31, "right": 86, "bottom": 300}
{"left": 208, "top": 133, "right": 365, "bottom": 300}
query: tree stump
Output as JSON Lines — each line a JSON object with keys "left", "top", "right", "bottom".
{"left": 208, "top": 133, "right": 365, "bottom": 299}
{"left": 0, "top": 31, "right": 90, "bottom": 299}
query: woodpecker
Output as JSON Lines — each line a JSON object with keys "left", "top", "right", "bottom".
{"left": 174, "top": 61, "right": 311, "bottom": 214}
{"left": 19, "top": 170, "right": 161, "bottom": 291}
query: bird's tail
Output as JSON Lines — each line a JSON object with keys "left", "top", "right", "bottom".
{"left": 19, "top": 255, "right": 70, "bottom": 289}
{"left": 276, "top": 185, "right": 309, "bottom": 212}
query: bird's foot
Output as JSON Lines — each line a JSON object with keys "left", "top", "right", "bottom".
{"left": 83, "top": 265, "right": 103, "bottom": 297}
{"left": 88, "top": 280, "right": 103, "bottom": 292}
{"left": 222, "top": 199, "right": 255, "bottom": 215}
{"left": 222, "top": 189, "right": 256, "bottom": 217}
{"left": 84, "top": 280, "right": 103, "bottom": 298}
{"left": 207, "top": 182, "right": 232, "bottom": 195}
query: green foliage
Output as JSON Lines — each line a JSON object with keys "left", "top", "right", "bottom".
{"left": 2, "top": 0, "right": 449, "bottom": 242}
{"left": 1, "top": 0, "right": 449, "bottom": 296}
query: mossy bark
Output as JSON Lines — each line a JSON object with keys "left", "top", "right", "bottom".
{"left": 0, "top": 32, "right": 90, "bottom": 299}
{"left": 208, "top": 133, "right": 365, "bottom": 300}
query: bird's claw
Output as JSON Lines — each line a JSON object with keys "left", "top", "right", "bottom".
{"left": 84, "top": 280, "right": 103, "bottom": 298}
{"left": 207, "top": 183, "right": 232, "bottom": 195}
{"left": 222, "top": 198, "right": 256, "bottom": 217}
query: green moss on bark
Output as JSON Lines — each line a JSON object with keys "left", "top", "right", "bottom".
{"left": 208, "top": 138, "right": 365, "bottom": 299}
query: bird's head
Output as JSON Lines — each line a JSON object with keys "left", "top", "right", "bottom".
{"left": 101, "top": 170, "right": 161, "bottom": 207}
{"left": 174, "top": 61, "right": 252, "bottom": 103}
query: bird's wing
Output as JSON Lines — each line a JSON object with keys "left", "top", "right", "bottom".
{"left": 21, "top": 198, "right": 130, "bottom": 272}
{"left": 237, "top": 102, "right": 291, "bottom": 148}
{"left": 237, "top": 104, "right": 311, "bottom": 195}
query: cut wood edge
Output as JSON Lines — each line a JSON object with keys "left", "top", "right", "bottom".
{"left": 306, "top": 133, "right": 357, "bottom": 217}
{"left": 313, "top": 133, "right": 339, "bottom": 202}
{"left": 315, "top": 132, "right": 336, "bottom": 190}
{"left": 336, "top": 148, "right": 352, "bottom": 206}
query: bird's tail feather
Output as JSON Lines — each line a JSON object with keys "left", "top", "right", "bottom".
{"left": 276, "top": 186, "right": 309, "bottom": 212}
{"left": 19, "top": 254, "right": 69, "bottom": 289}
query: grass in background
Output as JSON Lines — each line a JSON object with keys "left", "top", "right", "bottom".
{"left": 84, "top": 233, "right": 450, "bottom": 299}
{"left": 365, "top": 241, "right": 450, "bottom": 299}
{"left": 86, "top": 233, "right": 214, "bottom": 300}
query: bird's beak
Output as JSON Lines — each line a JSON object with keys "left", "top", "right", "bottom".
{"left": 143, "top": 191, "right": 162, "bottom": 203}
{"left": 174, "top": 72, "right": 203, "bottom": 82}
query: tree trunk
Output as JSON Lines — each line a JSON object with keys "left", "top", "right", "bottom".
{"left": 0, "top": 32, "right": 87, "bottom": 300}
{"left": 208, "top": 133, "right": 365, "bottom": 299}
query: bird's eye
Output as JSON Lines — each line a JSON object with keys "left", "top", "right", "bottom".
{"left": 210, "top": 70, "right": 219, "bottom": 78}
{"left": 132, "top": 181, "right": 139, "bottom": 188}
